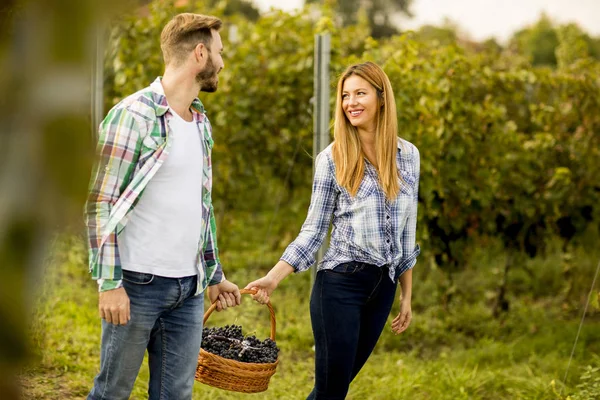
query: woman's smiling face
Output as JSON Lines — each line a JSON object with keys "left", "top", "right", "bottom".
{"left": 342, "top": 75, "right": 379, "bottom": 131}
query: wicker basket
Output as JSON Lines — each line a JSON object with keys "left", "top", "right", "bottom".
{"left": 195, "top": 288, "right": 279, "bottom": 393}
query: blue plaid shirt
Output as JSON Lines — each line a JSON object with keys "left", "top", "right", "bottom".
{"left": 281, "top": 138, "right": 420, "bottom": 282}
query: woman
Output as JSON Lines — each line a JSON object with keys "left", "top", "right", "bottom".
{"left": 245, "top": 61, "right": 420, "bottom": 399}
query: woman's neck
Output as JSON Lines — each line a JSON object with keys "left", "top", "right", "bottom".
{"left": 357, "top": 126, "right": 377, "bottom": 165}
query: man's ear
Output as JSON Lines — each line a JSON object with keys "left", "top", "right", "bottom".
{"left": 194, "top": 43, "right": 207, "bottom": 67}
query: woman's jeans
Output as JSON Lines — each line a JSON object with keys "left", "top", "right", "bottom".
{"left": 307, "top": 262, "right": 397, "bottom": 400}
{"left": 88, "top": 271, "right": 204, "bottom": 400}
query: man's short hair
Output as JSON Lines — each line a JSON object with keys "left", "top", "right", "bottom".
{"left": 160, "top": 13, "right": 222, "bottom": 66}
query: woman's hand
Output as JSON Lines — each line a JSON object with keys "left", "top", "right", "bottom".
{"left": 391, "top": 298, "right": 412, "bottom": 335}
{"left": 245, "top": 261, "right": 295, "bottom": 304}
{"left": 244, "top": 275, "right": 278, "bottom": 304}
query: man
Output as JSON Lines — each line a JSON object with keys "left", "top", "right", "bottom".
{"left": 85, "top": 13, "right": 241, "bottom": 400}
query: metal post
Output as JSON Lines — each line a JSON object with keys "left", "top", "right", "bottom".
{"left": 311, "top": 33, "right": 331, "bottom": 284}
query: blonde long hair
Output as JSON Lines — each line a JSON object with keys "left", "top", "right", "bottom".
{"left": 332, "top": 62, "right": 399, "bottom": 200}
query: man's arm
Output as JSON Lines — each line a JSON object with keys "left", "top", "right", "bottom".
{"left": 85, "top": 106, "right": 142, "bottom": 291}
{"left": 205, "top": 204, "right": 225, "bottom": 286}
{"left": 204, "top": 203, "right": 241, "bottom": 311}
{"left": 202, "top": 120, "right": 240, "bottom": 310}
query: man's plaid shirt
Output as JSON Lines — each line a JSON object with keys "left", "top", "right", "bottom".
{"left": 85, "top": 78, "right": 224, "bottom": 293}
{"left": 281, "top": 139, "right": 420, "bottom": 282}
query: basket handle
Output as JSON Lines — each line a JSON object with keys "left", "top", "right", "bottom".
{"left": 203, "top": 288, "right": 276, "bottom": 341}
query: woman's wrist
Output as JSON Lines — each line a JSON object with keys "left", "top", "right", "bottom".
{"left": 267, "top": 261, "right": 295, "bottom": 286}
{"left": 400, "top": 294, "right": 412, "bottom": 304}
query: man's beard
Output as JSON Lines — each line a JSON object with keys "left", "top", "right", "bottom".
{"left": 196, "top": 53, "right": 218, "bottom": 93}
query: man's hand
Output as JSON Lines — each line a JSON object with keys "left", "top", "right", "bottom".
{"left": 99, "top": 287, "right": 130, "bottom": 325}
{"left": 207, "top": 280, "right": 241, "bottom": 311}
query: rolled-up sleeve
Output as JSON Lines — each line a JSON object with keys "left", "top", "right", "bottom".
{"left": 281, "top": 152, "right": 338, "bottom": 272}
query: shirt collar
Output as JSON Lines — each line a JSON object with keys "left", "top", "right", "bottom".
{"left": 149, "top": 77, "right": 206, "bottom": 117}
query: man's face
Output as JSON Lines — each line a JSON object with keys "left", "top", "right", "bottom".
{"left": 196, "top": 30, "right": 224, "bottom": 92}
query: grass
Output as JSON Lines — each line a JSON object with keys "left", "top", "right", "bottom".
{"left": 22, "top": 233, "right": 600, "bottom": 399}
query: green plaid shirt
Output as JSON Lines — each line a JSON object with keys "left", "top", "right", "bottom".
{"left": 85, "top": 77, "right": 225, "bottom": 293}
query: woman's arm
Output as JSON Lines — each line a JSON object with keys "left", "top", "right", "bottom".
{"left": 398, "top": 267, "right": 412, "bottom": 303}
{"left": 246, "top": 151, "right": 337, "bottom": 301}
{"left": 278, "top": 151, "right": 338, "bottom": 273}
{"left": 392, "top": 268, "right": 412, "bottom": 334}
{"left": 397, "top": 145, "right": 420, "bottom": 276}
{"left": 392, "top": 144, "right": 420, "bottom": 334}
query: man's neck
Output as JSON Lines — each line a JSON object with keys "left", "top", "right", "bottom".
{"left": 161, "top": 68, "right": 201, "bottom": 122}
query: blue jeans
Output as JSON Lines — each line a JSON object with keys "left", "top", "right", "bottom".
{"left": 307, "top": 262, "right": 397, "bottom": 400}
{"left": 88, "top": 271, "right": 204, "bottom": 400}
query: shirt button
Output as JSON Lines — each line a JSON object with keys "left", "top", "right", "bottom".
{"left": 386, "top": 215, "right": 390, "bottom": 220}
{"left": 386, "top": 239, "right": 390, "bottom": 244}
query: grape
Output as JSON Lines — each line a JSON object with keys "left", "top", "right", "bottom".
{"left": 201, "top": 324, "right": 279, "bottom": 363}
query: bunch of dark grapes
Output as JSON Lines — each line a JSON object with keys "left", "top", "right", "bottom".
{"left": 201, "top": 324, "right": 279, "bottom": 364}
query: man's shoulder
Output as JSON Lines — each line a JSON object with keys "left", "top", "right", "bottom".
{"left": 108, "top": 85, "right": 165, "bottom": 123}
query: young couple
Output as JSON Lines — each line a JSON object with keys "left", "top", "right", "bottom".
{"left": 85, "top": 12, "right": 420, "bottom": 400}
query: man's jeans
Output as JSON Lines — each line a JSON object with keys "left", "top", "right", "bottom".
{"left": 307, "top": 262, "right": 397, "bottom": 400}
{"left": 88, "top": 271, "right": 204, "bottom": 400}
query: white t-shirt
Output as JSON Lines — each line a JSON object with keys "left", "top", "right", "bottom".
{"left": 118, "top": 110, "right": 204, "bottom": 277}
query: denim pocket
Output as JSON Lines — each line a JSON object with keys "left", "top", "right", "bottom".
{"left": 329, "top": 262, "right": 366, "bottom": 275}
{"left": 122, "top": 270, "right": 154, "bottom": 285}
